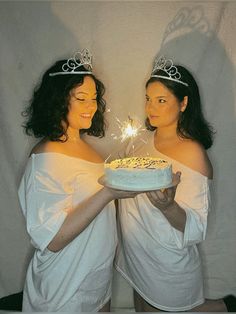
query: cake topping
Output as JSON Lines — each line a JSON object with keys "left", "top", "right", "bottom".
{"left": 108, "top": 157, "right": 169, "bottom": 169}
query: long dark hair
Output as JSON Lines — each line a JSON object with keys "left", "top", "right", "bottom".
{"left": 145, "top": 66, "right": 214, "bottom": 149}
{"left": 22, "top": 60, "right": 107, "bottom": 141}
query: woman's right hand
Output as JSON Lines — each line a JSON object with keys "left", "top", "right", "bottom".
{"left": 102, "top": 186, "right": 140, "bottom": 201}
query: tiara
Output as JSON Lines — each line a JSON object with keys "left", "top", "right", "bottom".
{"left": 151, "top": 56, "right": 188, "bottom": 87}
{"left": 49, "top": 48, "right": 93, "bottom": 77}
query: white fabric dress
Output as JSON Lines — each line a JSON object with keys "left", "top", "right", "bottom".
{"left": 115, "top": 131, "right": 212, "bottom": 311}
{"left": 18, "top": 152, "right": 117, "bottom": 312}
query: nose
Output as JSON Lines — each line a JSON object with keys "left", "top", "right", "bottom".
{"left": 145, "top": 99, "right": 154, "bottom": 111}
{"left": 146, "top": 100, "right": 151, "bottom": 107}
{"left": 85, "top": 100, "right": 97, "bottom": 108}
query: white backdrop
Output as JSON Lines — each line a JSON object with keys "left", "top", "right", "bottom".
{"left": 0, "top": 0, "right": 236, "bottom": 309}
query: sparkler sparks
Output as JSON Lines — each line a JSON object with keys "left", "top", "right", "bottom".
{"left": 112, "top": 115, "right": 145, "bottom": 142}
{"left": 106, "top": 109, "right": 147, "bottom": 159}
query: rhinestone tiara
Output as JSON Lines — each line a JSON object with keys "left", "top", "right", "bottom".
{"left": 49, "top": 48, "right": 93, "bottom": 77}
{"left": 151, "top": 56, "right": 188, "bottom": 87}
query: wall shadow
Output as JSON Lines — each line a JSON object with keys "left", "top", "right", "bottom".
{"left": 152, "top": 5, "right": 236, "bottom": 296}
{"left": 0, "top": 1, "right": 81, "bottom": 296}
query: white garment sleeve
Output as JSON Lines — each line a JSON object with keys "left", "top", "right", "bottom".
{"left": 18, "top": 160, "right": 71, "bottom": 252}
{"left": 171, "top": 178, "right": 211, "bottom": 249}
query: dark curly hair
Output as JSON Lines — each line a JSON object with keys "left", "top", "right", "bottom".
{"left": 22, "top": 59, "right": 107, "bottom": 141}
{"left": 145, "top": 65, "right": 215, "bottom": 149}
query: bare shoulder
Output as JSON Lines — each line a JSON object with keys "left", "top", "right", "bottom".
{"left": 30, "top": 139, "right": 63, "bottom": 155}
{"left": 176, "top": 140, "right": 213, "bottom": 179}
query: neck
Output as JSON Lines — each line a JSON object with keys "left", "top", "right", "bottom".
{"left": 155, "top": 124, "right": 178, "bottom": 141}
{"left": 63, "top": 127, "right": 81, "bottom": 143}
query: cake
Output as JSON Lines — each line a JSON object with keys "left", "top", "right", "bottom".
{"left": 104, "top": 156, "right": 172, "bottom": 190}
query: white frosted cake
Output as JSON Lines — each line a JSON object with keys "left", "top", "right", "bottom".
{"left": 104, "top": 156, "right": 172, "bottom": 190}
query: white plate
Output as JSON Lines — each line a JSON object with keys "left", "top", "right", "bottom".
{"left": 98, "top": 173, "right": 180, "bottom": 192}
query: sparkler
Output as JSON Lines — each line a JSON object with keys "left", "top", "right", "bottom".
{"left": 112, "top": 115, "right": 144, "bottom": 142}
{"left": 106, "top": 107, "right": 147, "bottom": 159}
{"left": 110, "top": 115, "right": 146, "bottom": 157}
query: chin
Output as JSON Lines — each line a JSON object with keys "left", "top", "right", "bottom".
{"left": 148, "top": 120, "right": 158, "bottom": 128}
{"left": 82, "top": 122, "right": 92, "bottom": 129}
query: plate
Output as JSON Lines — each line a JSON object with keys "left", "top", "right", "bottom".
{"left": 98, "top": 173, "right": 180, "bottom": 192}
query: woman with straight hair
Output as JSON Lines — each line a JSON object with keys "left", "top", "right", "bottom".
{"left": 115, "top": 55, "right": 236, "bottom": 312}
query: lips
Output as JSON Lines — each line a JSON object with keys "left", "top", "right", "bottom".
{"left": 80, "top": 113, "right": 92, "bottom": 118}
{"left": 149, "top": 115, "right": 159, "bottom": 119}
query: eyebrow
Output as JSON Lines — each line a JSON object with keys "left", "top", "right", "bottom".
{"left": 75, "top": 92, "right": 97, "bottom": 96}
{"left": 146, "top": 94, "right": 167, "bottom": 98}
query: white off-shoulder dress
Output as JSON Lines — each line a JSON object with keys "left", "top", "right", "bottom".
{"left": 18, "top": 152, "right": 117, "bottom": 312}
{"left": 115, "top": 131, "right": 212, "bottom": 311}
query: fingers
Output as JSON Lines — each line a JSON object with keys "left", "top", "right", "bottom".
{"left": 146, "top": 172, "right": 181, "bottom": 209}
{"left": 147, "top": 190, "right": 167, "bottom": 203}
{"left": 148, "top": 188, "right": 169, "bottom": 199}
{"left": 114, "top": 190, "right": 139, "bottom": 199}
{"left": 174, "top": 171, "right": 181, "bottom": 186}
{"left": 147, "top": 186, "right": 175, "bottom": 204}
{"left": 156, "top": 190, "right": 167, "bottom": 201}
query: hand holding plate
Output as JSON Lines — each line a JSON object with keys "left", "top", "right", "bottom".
{"left": 146, "top": 172, "right": 181, "bottom": 212}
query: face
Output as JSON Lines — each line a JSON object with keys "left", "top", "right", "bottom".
{"left": 145, "top": 81, "right": 187, "bottom": 129}
{"left": 67, "top": 76, "right": 97, "bottom": 131}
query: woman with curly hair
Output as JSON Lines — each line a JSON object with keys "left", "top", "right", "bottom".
{"left": 18, "top": 50, "right": 137, "bottom": 312}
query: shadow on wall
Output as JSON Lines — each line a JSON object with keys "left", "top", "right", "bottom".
{"left": 1, "top": 1, "right": 81, "bottom": 181}
{"left": 153, "top": 5, "right": 236, "bottom": 297}
{"left": 0, "top": 0, "right": 81, "bottom": 299}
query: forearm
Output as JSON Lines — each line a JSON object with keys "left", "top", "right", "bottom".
{"left": 161, "top": 201, "right": 186, "bottom": 233}
{"left": 47, "top": 187, "right": 114, "bottom": 252}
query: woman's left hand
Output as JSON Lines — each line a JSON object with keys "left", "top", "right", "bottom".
{"left": 146, "top": 172, "right": 181, "bottom": 212}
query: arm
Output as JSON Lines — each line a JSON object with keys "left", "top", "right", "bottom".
{"left": 159, "top": 202, "right": 186, "bottom": 233}
{"left": 146, "top": 143, "right": 212, "bottom": 234}
{"left": 19, "top": 154, "right": 140, "bottom": 253}
{"left": 48, "top": 187, "right": 138, "bottom": 252}
{"left": 146, "top": 172, "right": 186, "bottom": 232}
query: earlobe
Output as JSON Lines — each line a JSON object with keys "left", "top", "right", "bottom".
{"left": 181, "top": 96, "right": 188, "bottom": 112}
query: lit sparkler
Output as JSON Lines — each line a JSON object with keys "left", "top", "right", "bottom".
{"left": 112, "top": 115, "right": 144, "bottom": 142}
{"left": 106, "top": 108, "right": 147, "bottom": 159}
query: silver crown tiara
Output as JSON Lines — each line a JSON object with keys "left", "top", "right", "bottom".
{"left": 49, "top": 48, "right": 93, "bottom": 77}
{"left": 151, "top": 56, "right": 188, "bottom": 87}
